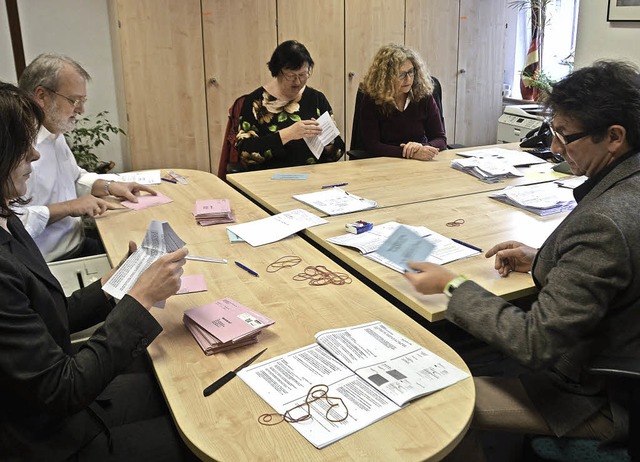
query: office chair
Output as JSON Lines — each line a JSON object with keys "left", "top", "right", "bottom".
{"left": 347, "top": 76, "right": 458, "bottom": 160}
{"left": 218, "top": 94, "right": 248, "bottom": 181}
{"left": 526, "top": 357, "right": 640, "bottom": 462}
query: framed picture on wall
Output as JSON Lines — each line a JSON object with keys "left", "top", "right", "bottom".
{"left": 608, "top": 0, "right": 640, "bottom": 21}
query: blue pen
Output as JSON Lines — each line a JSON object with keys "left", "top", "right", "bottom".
{"left": 452, "top": 238, "right": 482, "bottom": 253}
{"left": 321, "top": 182, "right": 348, "bottom": 189}
{"left": 234, "top": 261, "right": 259, "bottom": 277}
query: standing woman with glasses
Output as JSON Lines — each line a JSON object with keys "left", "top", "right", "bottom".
{"left": 359, "top": 44, "right": 446, "bottom": 160}
{"left": 235, "top": 40, "right": 344, "bottom": 170}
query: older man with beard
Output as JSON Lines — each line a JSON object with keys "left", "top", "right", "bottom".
{"left": 17, "top": 54, "right": 155, "bottom": 262}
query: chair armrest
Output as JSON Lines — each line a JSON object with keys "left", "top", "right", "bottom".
{"left": 347, "top": 149, "right": 372, "bottom": 160}
{"left": 588, "top": 357, "right": 640, "bottom": 380}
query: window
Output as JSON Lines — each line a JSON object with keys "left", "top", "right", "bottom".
{"left": 504, "top": 0, "right": 580, "bottom": 100}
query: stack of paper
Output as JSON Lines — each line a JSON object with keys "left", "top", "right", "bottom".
{"left": 238, "top": 321, "right": 469, "bottom": 448}
{"left": 489, "top": 183, "right": 577, "bottom": 216}
{"left": 293, "top": 188, "right": 377, "bottom": 215}
{"left": 451, "top": 157, "right": 524, "bottom": 183}
{"left": 183, "top": 298, "right": 275, "bottom": 355}
{"left": 456, "top": 147, "right": 547, "bottom": 167}
{"left": 327, "top": 221, "right": 480, "bottom": 273}
{"left": 193, "top": 199, "right": 234, "bottom": 226}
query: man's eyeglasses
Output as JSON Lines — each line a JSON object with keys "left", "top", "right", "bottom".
{"left": 281, "top": 70, "right": 312, "bottom": 82}
{"left": 43, "top": 87, "right": 87, "bottom": 108}
{"left": 398, "top": 69, "right": 415, "bottom": 80}
{"left": 549, "top": 124, "right": 591, "bottom": 146}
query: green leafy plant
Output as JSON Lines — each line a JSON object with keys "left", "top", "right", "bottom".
{"left": 522, "top": 69, "right": 554, "bottom": 95}
{"left": 65, "top": 111, "right": 124, "bottom": 172}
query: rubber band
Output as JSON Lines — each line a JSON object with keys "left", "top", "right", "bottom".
{"left": 266, "top": 255, "right": 302, "bottom": 273}
{"left": 292, "top": 265, "right": 352, "bottom": 286}
{"left": 446, "top": 218, "right": 465, "bottom": 227}
{"left": 258, "top": 384, "right": 349, "bottom": 426}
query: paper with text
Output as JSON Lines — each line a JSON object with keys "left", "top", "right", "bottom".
{"left": 226, "top": 209, "right": 327, "bottom": 246}
{"left": 375, "top": 225, "right": 435, "bottom": 272}
{"left": 303, "top": 111, "right": 340, "bottom": 159}
{"left": 238, "top": 321, "right": 469, "bottom": 448}
{"left": 293, "top": 188, "right": 377, "bottom": 216}
{"left": 102, "top": 220, "right": 185, "bottom": 304}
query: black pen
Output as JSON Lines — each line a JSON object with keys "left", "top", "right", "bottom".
{"left": 234, "top": 261, "right": 259, "bottom": 277}
{"left": 321, "top": 182, "right": 348, "bottom": 189}
{"left": 452, "top": 238, "right": 482, "bottom": 252}
{"left": 161, "top": 177, "right": 177, "bottom": 184}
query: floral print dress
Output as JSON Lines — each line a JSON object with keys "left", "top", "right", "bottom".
{"left": 235, "top": 86, "right": 344, "bottom": 170}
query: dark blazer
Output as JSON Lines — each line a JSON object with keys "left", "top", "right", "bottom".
{"left": 446, "top": 151, "right": 640, "bottom": 437}
{"left": 0, "top": 216, "right": 162, "bottom": 461}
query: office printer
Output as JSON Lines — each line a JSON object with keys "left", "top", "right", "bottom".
{"left": 497, "top": 104, "right": 547, "bottom": 143}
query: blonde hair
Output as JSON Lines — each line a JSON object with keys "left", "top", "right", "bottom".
{"left": 360, "top": 44, "right": 434, "bottom": 116}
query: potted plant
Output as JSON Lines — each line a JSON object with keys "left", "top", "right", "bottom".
{"left": 65, "top": 111, "right": 124, "bottom": 173}
{"left": 521, "top": 69, "right": 554, "bottom": 101}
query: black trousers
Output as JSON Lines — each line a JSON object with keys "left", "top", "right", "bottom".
{"left": 69, "top": 356, "right": 198, "bottom": 462}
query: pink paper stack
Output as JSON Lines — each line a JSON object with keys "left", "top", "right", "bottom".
{"left": 193, "top": 199, "right": 234, "bottom": 226}
{"left": 183, "top": 297, "right": 275, "bottom": 355}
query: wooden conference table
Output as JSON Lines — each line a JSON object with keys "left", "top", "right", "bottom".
{"left": 96, "top": 169, "right": 474, "bottom": 462}
{"left": 227, "top": 143, "right": 569, "bottom": 216}
{"left": 227, "top": 144, "right": 572, "bottom": 321}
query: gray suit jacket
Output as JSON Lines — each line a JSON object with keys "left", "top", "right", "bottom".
{"left": 0, "top": 216, "right": 162, "bottom": 461}
{"left": 446, "top": 151, "right": 640, "bottom": 437}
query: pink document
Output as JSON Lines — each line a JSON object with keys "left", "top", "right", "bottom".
{"left": 177, "top": 274, "right": 208, "bottom": 294}
{"left": 122, "top": 192, "right": 173, "bottom": 210}
{"left": 184, "top": 297, "right": 275, "bottom": 343}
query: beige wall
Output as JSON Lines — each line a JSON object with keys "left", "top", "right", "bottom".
{"left": 574, "top": 0, "right": 640, "bottom": 69}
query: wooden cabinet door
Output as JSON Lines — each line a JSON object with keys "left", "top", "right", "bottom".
{"left": 277, "top": 0, "right": 345, "bottom": 142}
{"left": 406, "top": 0, "right": 460, "bottom": 142}
{"left": 345, "top": 0, "right": 405, "bottom": 149}
{"left": 455, "top": 0, "right": 507, "bottom": 146}
{"left": 202, "top": 0, "right": 277, "bottom": 175}
{"left": 110, "top": 0, "right": 210, "bottom": 171}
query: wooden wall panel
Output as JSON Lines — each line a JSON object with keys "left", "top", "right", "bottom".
{"left": 202, "top": 0, "right": 277, "bottom": 175}
{"left": 112, "top": 0, "right": 210, "bottom": 171}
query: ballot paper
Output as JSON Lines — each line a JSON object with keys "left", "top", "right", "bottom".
{"left": 456, "top": 147, "right": 547, "bottom": 166}
{"left": 376, "top": 225, "right": 435, "bottom": 272}
{"left": 303, "top": 111, "right": 341, "bottom": 159}
{"left": 103, "top": 170, "right": 162, "bottom": 185}
{"left": 327, "top": 221, "right": 479, "bottom": 273}
{"left": 489, "top": 182, "right": 577, "bottom": 216}
{"left": 226, "top": 209, "right": 327, "bottom": 246}
{"left": 102, "top": 220, "right": 185, "bottom": 305}
{"left": 238, "top": 321, "right": 469, "bottom": 448}
{"left": 293, "top": 187, "right": 377, "bottom": 216}
{"left": 451, "top": 157, "right": 524, "bottom": 183}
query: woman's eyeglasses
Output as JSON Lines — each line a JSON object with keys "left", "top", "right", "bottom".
{"left": 398, "top": 69, "right": 415, "bottom": 80}
{"left": 281, "top": 70, "right": 312, "bottom": 83}
{"left": 43, "top": 86, "right": 87, "bottom": 109}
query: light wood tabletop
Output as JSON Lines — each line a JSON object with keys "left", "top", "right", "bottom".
{"left": 301, "top": 191, "right": 568, "bottom": 322}
{"left": 227, "top": 143, "right": 570, "bottom": 217}
{"left": 96, "top": 169, "right": 475, "bottom": 462}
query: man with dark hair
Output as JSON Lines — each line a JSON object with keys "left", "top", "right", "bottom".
{"left": 406, "top": 60, "right": 640, "bottom": 459}
{"left": 17, "top": 53, "right": 156, "bottom": 262}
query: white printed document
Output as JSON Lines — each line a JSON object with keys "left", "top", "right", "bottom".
{"left": 456, "top": 147, "right": 547, "bottom": 166}
{"left": 104, "top": 169, "right": 162, "bottom": 185}
{"left": 102, "top": 220, "right": 185, "bottom": 305}
{"left": 327, "top": 221, "right": 479, "bottom": 272}
{"left": 303, "top": 111, "right": 341, "bottom": 159}
{"left": 489, "top": 183, "right": 577, "bottom": 216}
{"left": 293, "top": 187, "right": 377, "bottom": 216}
{"left": 238, "top": 321, "right": 469, "bottom": 448}
{"left": 226, "top": 209, "right": 327, "bottom": 247}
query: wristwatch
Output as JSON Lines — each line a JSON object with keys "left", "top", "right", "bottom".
{"left": 104, "top": 180, "right": 114, "bottom": 195}
{"left": 443, "top": 275, "right": 468, "bottom": 298}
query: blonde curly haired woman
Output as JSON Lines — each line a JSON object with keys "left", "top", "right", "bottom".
{"left": 359, "top": 44, "right": 446, "bottom": 160}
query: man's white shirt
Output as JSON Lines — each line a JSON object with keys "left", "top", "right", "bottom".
{"left": 15, "top": 126, "right": 100, "bottom": 262}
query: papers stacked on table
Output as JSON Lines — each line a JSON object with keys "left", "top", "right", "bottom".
{"left": 193, "top": 199, "right": 234, "bottom": 226}
{"left": 451, "top": 157, "right": 524, "bottom": 183}
{"left": 456, "top": 147, "right": 548, "bottom": 166}
{"left": 293, "top": 187, "right": 377, "bottom": 215}
{"left": 183, "top": 297, "right": 275, "bottom": 355}
{"left": 489, "top": 183, "right": 577, "bottom": 216}
{"left": 327, "top": 221, "right": 480, "bottom": 272}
